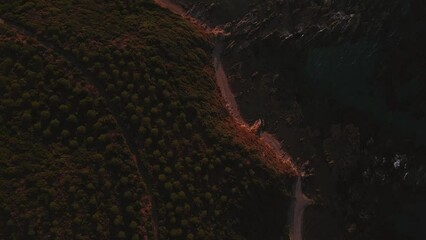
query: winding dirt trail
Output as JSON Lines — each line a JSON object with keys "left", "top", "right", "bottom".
{"left": 155, "top": 0, "right": 187, "bottom": 16}
{"left": 213, "top": 42, "right": 243, "bottom": 121}
{"left": 292, "top": 175, "right": 311, "bottom": 240}
{"left": 153, "top": 1, "right": 311, "bottom": 240}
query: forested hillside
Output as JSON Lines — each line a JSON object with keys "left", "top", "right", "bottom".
{"left": 0, "top": 1, "right": 293, "bottom": 239}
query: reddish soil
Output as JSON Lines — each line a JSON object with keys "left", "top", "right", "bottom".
{"left": 153, "top": 1, "right": 310, "bottom": 240}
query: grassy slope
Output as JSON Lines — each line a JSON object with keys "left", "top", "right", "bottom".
{"left": 0, "top": 0, "right": 292, "bottom": 239}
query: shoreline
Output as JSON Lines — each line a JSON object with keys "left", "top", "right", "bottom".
{"left": 154, "top": 1, "right": 309, "bottom": 239}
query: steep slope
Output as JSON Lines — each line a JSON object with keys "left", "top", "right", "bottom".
{"left": 161, "top": 0, "right": 426, "bottom": 239}
{"left": 0, "top": 0, "right": 296, "bottom": 239}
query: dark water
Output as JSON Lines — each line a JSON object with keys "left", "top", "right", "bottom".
{"left": 395, "top": 201, "right": 426, "bottom": 240}
{"left": 305, "top": 41, "right": 426, "bottom": 143}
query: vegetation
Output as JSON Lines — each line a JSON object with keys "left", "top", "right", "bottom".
{"left": 0, "top": 25, "right": 151, "bottom": 239}
{"left": 0, "top": 1, "right": 292, "bottom": 239}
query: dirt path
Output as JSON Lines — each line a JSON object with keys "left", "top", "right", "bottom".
{"left": 155, "top": 0, "right": 188, "bottom": 16}
{"left": 216, "top": 41, "right": 310, "bottom": 240}
{"left": 153, "top": 1, "right": 311, "bottom": 240}
{"left": 291, "top": 175, "right": 311, "bottom": 240}
{"left": 0, "top": 17, "right": 159, "bottom": 240}
{"left": 213, "top": 42, "right": 244, "bottom": 121}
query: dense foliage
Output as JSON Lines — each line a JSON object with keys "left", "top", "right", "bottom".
{"left": 0, "top": 25, "right": 150, "bottom": 240}
{"left": 0, "top": 1, "right": 291, "bottom": 239}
